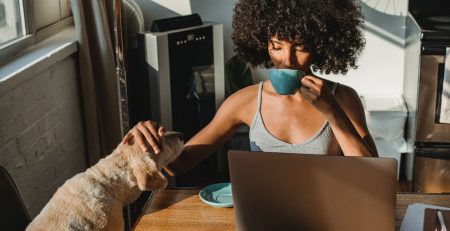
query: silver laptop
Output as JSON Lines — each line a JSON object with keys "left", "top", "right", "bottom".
{"left": 228, "top": 150, "right": 397, "bottom": 231}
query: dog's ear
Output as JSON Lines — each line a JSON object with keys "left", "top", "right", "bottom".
{"left": 131, "top": 157, "right": 168, "bottom": 191}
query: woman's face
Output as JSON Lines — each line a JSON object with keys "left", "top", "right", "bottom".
{"left": 268, "top": 36, "right": 313, "bottom": 72}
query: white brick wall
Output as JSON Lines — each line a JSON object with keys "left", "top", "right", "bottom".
{"left": 0, "top": 55, "right": 88, "bottom": 217}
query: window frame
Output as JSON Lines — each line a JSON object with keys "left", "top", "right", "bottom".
{"left": 0, "top": 0, "right": 34, "bottom": 63}
{"left": 0, "top": 0, "right": 73, "bottom": 65}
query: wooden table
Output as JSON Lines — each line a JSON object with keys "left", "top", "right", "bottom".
{"left": 133, "top": 189, "right": 450, "bottom": 231}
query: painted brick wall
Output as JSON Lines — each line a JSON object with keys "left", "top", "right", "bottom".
{"left": 0, "top": 55, "right": 88, "bottom": 217}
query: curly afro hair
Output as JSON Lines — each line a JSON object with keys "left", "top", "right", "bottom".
{"left": 232, "top": 0, "right": 365, "bottom": 75}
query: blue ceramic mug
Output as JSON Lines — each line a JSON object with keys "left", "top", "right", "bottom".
{"left": 269, "top": 68, "right": 305, "bottom": 95}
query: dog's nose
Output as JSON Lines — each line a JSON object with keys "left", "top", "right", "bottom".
{"left": 164, "top": 131, "right": 184, "bottom": 142}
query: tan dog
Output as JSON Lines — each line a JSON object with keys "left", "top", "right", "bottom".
{"left": 26, "top": 131, "right": 183, "bottom": 231}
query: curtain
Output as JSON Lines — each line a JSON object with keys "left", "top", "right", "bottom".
{"left": 71, "top": 0, "right": 122, "bottom": 165}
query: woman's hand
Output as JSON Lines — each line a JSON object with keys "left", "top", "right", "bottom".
{"left": 122, "top": 120, "right": 165, "bottom": 154}
{"left": 299, "top": 75, "right": 337, "bottom": 114}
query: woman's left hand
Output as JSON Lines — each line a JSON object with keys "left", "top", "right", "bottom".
{"left": 299, "top": 75, "right": 337, "bottom": 114}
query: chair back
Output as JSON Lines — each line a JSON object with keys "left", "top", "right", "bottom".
{"left": 0, "top": 166, "right": 31, "bottom": 231}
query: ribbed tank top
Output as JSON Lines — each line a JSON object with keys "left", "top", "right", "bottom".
{"left": 249, "top": 81, "right": 339, "bottom": 154}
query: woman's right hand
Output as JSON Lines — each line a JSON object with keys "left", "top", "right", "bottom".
{"left": 122, "top": 120, "right": 165, "bottom": 154}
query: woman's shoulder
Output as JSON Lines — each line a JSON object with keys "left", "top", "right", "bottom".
{"left": 328, "top": 81, "right": 364, "bottom": 116}
{"left": 225, "top": 82, "right": 261, "bottom": 105}
{"left": 318, "top": 78, "right": 357, "bottom": 98}
{"left": 330, "top": 81, "right": 359, "bottom": 102}
{"left": 217, "top": 83, "right": 260, "bottom": 124}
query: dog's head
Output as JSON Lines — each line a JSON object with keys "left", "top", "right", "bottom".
{"left": 126, "top": 131, "right": 184, "bottom": 191}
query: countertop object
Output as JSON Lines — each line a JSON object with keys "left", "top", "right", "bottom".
{"left": 361, "top": 94, "right": 408, "bottom": 180}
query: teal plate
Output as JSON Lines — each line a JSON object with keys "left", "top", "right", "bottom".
{"left": 199, "top": 183, "right": 233, "bottom": 208}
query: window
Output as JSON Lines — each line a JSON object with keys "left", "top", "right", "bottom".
{"left": 0, "top": 0, "right": 26, "bottom": 47}
{"left": 0, "top": 0, "right": 73, "bottom": 64}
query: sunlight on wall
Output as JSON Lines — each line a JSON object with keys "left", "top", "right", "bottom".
{"left": 149, "top": 0, "right": 192, "bottom": 15}
{"left": 320, "top": 0, "right": 409, "bottom": 95}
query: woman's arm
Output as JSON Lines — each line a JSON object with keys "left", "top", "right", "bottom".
{"left": 164, "top": 102, "right": 241, "bottom": 175}
{"left": 124, "top": 86, "right": 255, "bottom": 176}
{"left": 125, "top": 99, "right": 242, "bottom": 176}
{"left": 164, "top": 87, "right": 257, "bottom": 175}
{"left": 300, "top": 76, "right": 378, "bottom": 157}
{"left": 327, "top": 86, "right": 378, "bottom": 157}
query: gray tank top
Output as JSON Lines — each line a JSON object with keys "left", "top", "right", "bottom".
{"left": 249, "top": 81, "right": 339, "bottom": 154}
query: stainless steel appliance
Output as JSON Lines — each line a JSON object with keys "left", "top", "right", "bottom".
{"left": 403, "top": 1, "right": 450, "bottom": 193}
{"left": 143, "top": 22, "right": 225, "bottom": 186}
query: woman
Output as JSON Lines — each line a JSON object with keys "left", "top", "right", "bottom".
{"left": 123, "top": 0, "right": 378, "bottom": 176}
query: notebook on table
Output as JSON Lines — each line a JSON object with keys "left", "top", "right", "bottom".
{"left": 228, "top": 150, "right": 398, "bottom": 231}
{"left": 400, "top": 203, "right": 450, "bottom": 231}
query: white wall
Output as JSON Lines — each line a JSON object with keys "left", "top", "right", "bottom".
{"left": 137, "top": 0, "right": 409, "bottom": 95}
{"left": 0, "top": 55, "right": 88, "bottom": 217}
{"left": 322, "top": 1, "right": 409, "bottom": 95}
{"left": 147, "top": 0, "right": 192, "bottom": 15}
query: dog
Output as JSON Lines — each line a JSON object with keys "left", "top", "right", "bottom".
{"left": 26, "top": 131, "right": 184, "bottom": 231}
